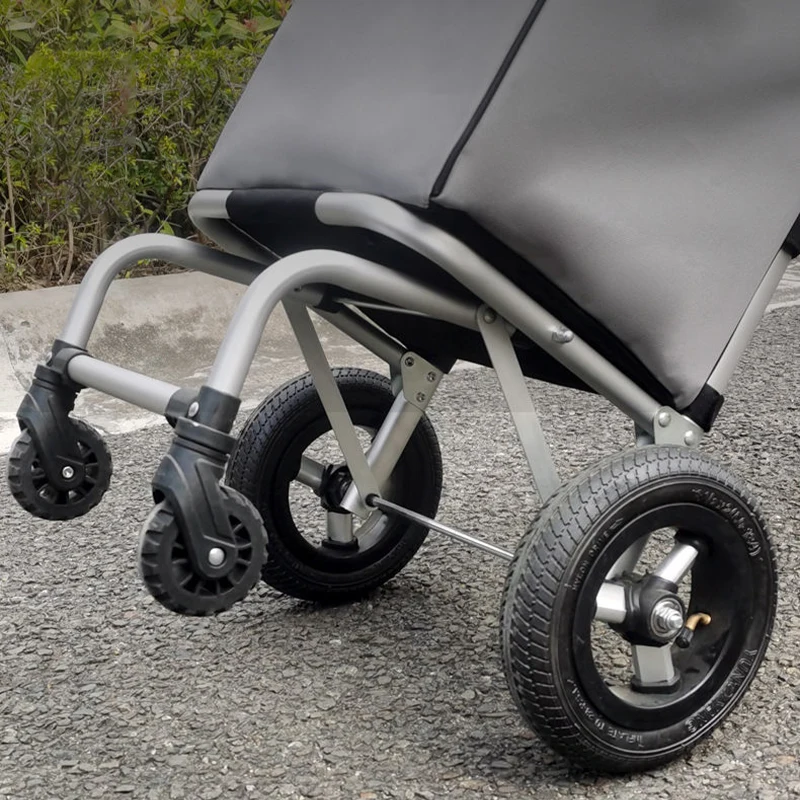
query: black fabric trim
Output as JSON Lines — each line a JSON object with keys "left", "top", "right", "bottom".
{"left": 430, "top": 0, "right": 548, "bottom": 198}
{"left": 225, "top": 189, "right": 674, "bottom": 405}
{"left": 784, "top": 213, "right": 800, "bottom": 258}
{"left": 680, "top": 384, "right": 724, "bottom": 432}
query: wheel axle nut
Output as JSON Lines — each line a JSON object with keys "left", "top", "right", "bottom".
{"left": 650, "top": 598, "right": 684, "bottom": 637}
{"left": 61, "top": 465, "right": 75, "bottom": 480}
{"left": 208, "top": 548, "right": 226, "bottom": 567}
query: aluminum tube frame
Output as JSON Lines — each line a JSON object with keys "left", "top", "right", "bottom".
{"left": 60, "top": 234, "right": 265, "bottom": 348}
{"left": 206, "top": 249, "right": 477, "bottom": 397}
{"left": 284, "top": 300, "right": 380, "bottom": 508}
{"left": 316, "top": 193, "right": 665, "bottom": 433}
{"left": 67, "top": 355, "right": 179, "bottom": 416}
{"left": 477, "top": 307, "right": 560, "bottom": 500}
{"left": 314, "top": 304, "right": 405, "bottom": 371}
{"left": 339, "top": 391, "right": 426, "bottom": 517}
{"left": 706, "top": 248, "right": 792, "bottom": 394}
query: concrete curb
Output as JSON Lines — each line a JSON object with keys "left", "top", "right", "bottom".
{"left": 1, "top": 262, "right": 799, "bottom": 455}
{"left": 0, "top": 271, "right": 386, "bottom": 454}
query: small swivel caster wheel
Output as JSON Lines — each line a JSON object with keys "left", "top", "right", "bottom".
{"left": 138, "top": 486, "right": 267, "bottom": 616}
{"left": 7, "top": 418, "right": 112, "bottom": 521}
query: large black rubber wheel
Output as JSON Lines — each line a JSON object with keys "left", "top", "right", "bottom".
{"left": 501, "top": 446, "right": 777, "bottom": 773}
{"left": 7, "top": 418, "right": 112, "bottom": 521}
{"left": 226, "top": 368, "right": 442, "bottom": 602}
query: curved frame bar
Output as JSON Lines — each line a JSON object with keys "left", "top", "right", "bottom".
{"left": 205, "top": 249, "right": 478, "bottom": 396}
{"left": 316, "top": 193, "right": 664, "bottom": 432}
{"left": 60, "top": 234, "right": 265, "bottom": 348}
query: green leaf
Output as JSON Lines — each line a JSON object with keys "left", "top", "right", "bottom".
{"left": 7, "top": 18, "right": 36, "bottom": 31}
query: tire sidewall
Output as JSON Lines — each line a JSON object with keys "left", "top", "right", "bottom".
{"left": 549, "top": 474, "right": 775, "bottom": 761}
{"left": 228, "top": 370, "right": 442, "bottom": 595}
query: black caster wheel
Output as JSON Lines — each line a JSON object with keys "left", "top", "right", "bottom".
{"left": 7, "top": 418, "right": 112, "bottom": 521}
{"left": 226, "top": 368, "right": 443, "bottom": 603}
{"left": 501, "top": 446, "right": 777, "bottom": 773}
{"left": 138, "top": 485, "right": 267, "bottom": 616}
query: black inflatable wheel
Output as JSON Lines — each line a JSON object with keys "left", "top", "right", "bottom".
{"left": 501, "top": 446, "right": 776, "bottom": 773}
{"left": 7, "top": 418, "right": 112, "bottom": 521}
{"left": 138, "top": 486, "right": 266, "bottom": 616}
{"left": 226, "top": 368, "right": 442, "bottom": 602}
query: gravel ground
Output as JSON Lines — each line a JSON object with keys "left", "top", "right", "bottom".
{"left": 1, "top": 307, "right": 799, "bottom": 800}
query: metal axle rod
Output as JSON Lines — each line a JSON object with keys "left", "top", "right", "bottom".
{"left": 367, "top": 496, "right": 514, "bottom": 561}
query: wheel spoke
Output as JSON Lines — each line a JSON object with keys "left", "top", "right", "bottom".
{"left": 631, "top": 644, "right": 676, "bottom": 686}
{"left": 295, "top": 456, "right": 326, "bottom": 495}
{"left": 653, "top": 541, "right": 699, "bottom": 584}
{"left": 326, "top": 511, "right": 355, "bottom": 544}
{"left": 605, "top": 535, "right": 650, "bottom": 580}
{"left": 594, "top": 582, "right": 627, "bottom": 624}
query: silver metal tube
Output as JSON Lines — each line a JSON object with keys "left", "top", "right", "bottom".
{"left": 316, "top": 193, "right": 662, "bottom": 432}
{"left": 60, "top": 234, "right": 264, "bottom": 348}
{"left": 477, "top": 308, "right": 560, "bottom": 500}
{"left": 67, "top": 355, "right": 179, "bottom": 415}
{"left": 370, "top": 496, "right": 514, "bottom": 561}
{"left": 284, "top": 301, "right": 379, "bottom": 508}
{"left": 632, "top": 644, "right": 676, "bottom": 686}
{"left": 707, "top": 248, "right": 792, "bottom": 394}
{"left": 594, "top": 582, "right": 628, "bottom": 624}
{"left": 653, "top": 542, "right": 699, "bottom": 585}
{"left": 605, "top": 536, "right": 650, "bottom": 580}
{"left": 315, "top": 305, "right": 405, "bottom": 370}
{"left": 326, "top": 511, "right": 355, "bottom": 544}
{"left": 339, "top": 393, "right": 424, "bottom": 516}
{"left": 206, "top": 249, "right": 478, "bottom": 397}
{"left": 297, "top": 456, "right": 325, "bottom": 494}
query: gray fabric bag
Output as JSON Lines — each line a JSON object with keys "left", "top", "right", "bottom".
{"left": 199, "top": 0, "right": 800, "bottom": 407}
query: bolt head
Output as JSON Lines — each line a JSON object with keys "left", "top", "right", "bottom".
{"left": 208, "top": 547, "right": 226, "bottom": 567}
{"left": 415, "top": 392, "right": 426, "bottom": 403}
{"left": 187, "top": 401, "right": 199, "bottom": 419}
{"left": 657, "top": 411, "right": 672, "bottom": 428}
{"left": 684, "top": 430, "right": 697, "bottom": 447}
{"left": 551, "top": 327, "right": 574, "bottom": 344}
{"left": 650, "top": 598, "right": 684, "bottom": 636}
{"left": 426, "top": 371, "right": 437, "bottom": 383}
{"left": 482, "top": 309, "right": 496, "bottom": 324}
{"left": 403, "top": 356, "right": 415, "bottom": 368}
{"left": 61, "top": 465, "right": 75, "bottom": 480}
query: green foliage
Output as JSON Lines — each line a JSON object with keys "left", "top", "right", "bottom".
{"left": 0, "top": 1, "right": 288, "bottom": 288}
{"left": 1, "top": 0, "right": 289, "bottom": 64}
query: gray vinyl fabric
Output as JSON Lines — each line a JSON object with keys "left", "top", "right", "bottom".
{"left": 198, "top": 0, "right": 534, "bottom": 205}
{"left": 437, "top": 0, "right": 800, "bottom": 407}
{"left": 198, "top": 0, "right": 800, "bottom": 407}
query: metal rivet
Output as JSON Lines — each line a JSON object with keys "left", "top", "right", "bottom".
{"left": 187, "top": 401, "right": 199, "bottom": 418}
{"left": 426, "top": 371, "right": 437, "bottom": 383}
{"left": 684, "top": 431, "right": 697, "bottom": 447}
{"left": 551, "top": 327, "right": 574, "bottom": 344}
{"left": 61, "top": 465, "right": 75, "bottom": 480}
{"left": 482, "top": 309, "right": 496, "bottom": 324}
{"left": 403, "top": 356, "right": 415, "bottom": 368}
{"left": 657, "top": 411, "right": 672, "bottom": 428}
{"left": 415, "top": 392, "right": 426, "bottom": 403}
{"left": 208, "top": 548, "right": 225, "bottom": 567}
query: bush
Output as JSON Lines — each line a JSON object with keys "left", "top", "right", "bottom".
{"left": 0, "top": 1, "right": 288, "bottom": 289}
